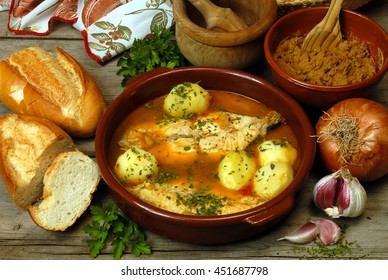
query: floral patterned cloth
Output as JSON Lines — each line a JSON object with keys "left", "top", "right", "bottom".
{"left": 0, "top": 0, "right": 173, "bottom": 64}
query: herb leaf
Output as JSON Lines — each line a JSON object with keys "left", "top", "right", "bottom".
{"left": 117, "top": 27, "right": 187, "bottom": 87}
{"left": 153, "top": 169, "right": 179, "bottom": 184}
{"left": 176, "top": 192, "right": 228, "bottom": 216}
{"left": 83, "top": 200, "right": 151, "bottom": 259}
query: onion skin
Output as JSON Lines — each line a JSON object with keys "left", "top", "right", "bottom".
{"left": 316, "top": 98, "right": 388, "bottom": 182}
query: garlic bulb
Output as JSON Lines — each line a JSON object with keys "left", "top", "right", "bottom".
{"left": 313, "top": 168, "right": 367, "bottom": 218}
{"left": 278, "top": 219, "right": 341, "bottom": 245}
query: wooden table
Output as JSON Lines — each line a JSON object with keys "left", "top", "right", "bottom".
{"left": 0, "top": 2, "right": 387, "bottom": 260}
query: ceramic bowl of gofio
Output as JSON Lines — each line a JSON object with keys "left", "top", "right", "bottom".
{"left": 95, "top": 66, "right": 316, "bottom": 244}
{"left": 264, "top": 7, "right": 388, "bottom": 109}
{"left": 173, "top": 0, "right": 278, "bottom": 69}
{"left": 276, "top": 0, "right": 374, "bottom": 17}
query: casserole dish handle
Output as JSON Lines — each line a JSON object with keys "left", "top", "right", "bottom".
{"left": 244, "top": 196, "right": 294, "bottom": 226}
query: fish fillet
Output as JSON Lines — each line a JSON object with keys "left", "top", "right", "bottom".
{"left": 119, "top": 110, "right": 283, "bottom": 155}
{"left": 127, "top": 181, "right": 263, "bottom": 215}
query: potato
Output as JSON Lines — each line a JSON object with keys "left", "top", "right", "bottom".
{"left": 257, "top": 139, "right": 297, "bottom": 166}
{"left": 218, "top": 150, "right": 257, "bottom": 191}
{"left": 253, "top": 161, "right": 294, "bottom": 199}
{"left": 164, "top": 82, "right": 211, "bottom": 118}
{"left": 114, "top": 147, "right": 159, "bottom": 184}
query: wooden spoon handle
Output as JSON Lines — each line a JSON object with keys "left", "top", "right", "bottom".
{"left": 322, "top": 20, "right": 342, "bottom": 49}
{"left": 302, "top": 0, "right": 343, "bottom": 50}
{"left": 321, "top": 0, "right": 343, "bottom": 32}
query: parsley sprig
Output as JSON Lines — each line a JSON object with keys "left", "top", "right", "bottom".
{"left": 117, "top": 27, "right": 187, "bottom": 87}
{"left": 83, "top": 200, "right": 151, "bottom": 259}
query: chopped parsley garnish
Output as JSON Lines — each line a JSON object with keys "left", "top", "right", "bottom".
{"left": 292, "top": 239, "right": 368, "bottom": 260}
{"left": 271, "top": 138, "right": 288, "bottom": 147}
{"left": 176, "top": 192, "right": 228, "bottom": 215}
{"left": 153, "top": 169, "right": 179, "bottom": 184}
{"left": 144, "top": 102, "right": 153, "bottom": 109}
{"left": 259, "top": 138, "right": 288, "bottom": 152}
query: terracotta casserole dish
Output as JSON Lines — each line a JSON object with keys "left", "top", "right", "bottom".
{"left": 95, "top": 67, "right": 316, "bottom": 244}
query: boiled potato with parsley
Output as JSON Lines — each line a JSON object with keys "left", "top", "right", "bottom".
{"left": 114, "top": 147, "right": 159, "bottom": 184}
{"left": 253, "top": 161, "right": 293, "bottom": 199}
{"left": 257, "top": 139, "right": 297, "bottom": 166}
{"left": 218, "top": 150, "right": 257, "bottom": 191}
{"left": 164, "top": 82, "right": 211, "bottom": 118}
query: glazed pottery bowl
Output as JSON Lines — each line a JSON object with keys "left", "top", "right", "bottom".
{"left": 264, "top": 7, "right": 388, "bottom": 109}
{"left": 95, "top": 66, "right": 316, "bottom": 244}
{"left": 173, "top": 0, "right": 277, "bottom": 69}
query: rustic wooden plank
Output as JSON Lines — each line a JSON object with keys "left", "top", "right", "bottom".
{"left": 0, "top": 2, "right": 387, "bottom": 260}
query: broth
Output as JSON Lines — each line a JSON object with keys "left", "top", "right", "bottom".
{"left": 109, "top": 90, "right": 301, "bottom": 215}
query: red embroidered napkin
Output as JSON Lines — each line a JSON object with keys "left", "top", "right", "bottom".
{"left": 0, "top": 0, "right": 174, "bottom": 64}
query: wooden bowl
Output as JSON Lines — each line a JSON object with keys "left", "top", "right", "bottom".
{"left": 95, "top": 66, "right": 316, "bottom": 244}
{"left": 264, "top": 7, "right": 388, "bottom": 109}
{"left": 173, "top": 0, "right": 278, "bottom": 69}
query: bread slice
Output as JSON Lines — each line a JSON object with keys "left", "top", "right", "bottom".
{"left": 0, "top": 114, "right": 76, "bottom": 208}
{"left": 28, "top": 151, "right": 100, "bottom": 231}
{"left": 0, "top": 47, "right": 106, "bottom": 137}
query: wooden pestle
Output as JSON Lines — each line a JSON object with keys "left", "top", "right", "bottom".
{"left": 187, "top": 0, "right": 248, "bottom": 32}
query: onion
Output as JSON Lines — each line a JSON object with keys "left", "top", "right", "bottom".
{"left": 315, "top": 98, "right": 388, "bottom": 182}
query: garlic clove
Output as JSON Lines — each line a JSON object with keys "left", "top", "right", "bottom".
{"left": 277, "top": 222, "right": 319, "bottom": 243}
{"left": 312, "top": 218, "right": 341, "bottom": 245}
{"left": 277, "top": 219, "right": 341, "bottom": 245}
{"left": 336, "top": 178, "right": 350, "bottom": 213}
{"left": 323, "top": 178, "right": 349, "bottom": 218}
{"left": 313, "top": 168, "right": 367, "bottom": 218}
{"left": 341, "top": 175, "right": 367, "bottom": 218}
{"left": 312, "top": 172, "right": 340, "bottom": 209}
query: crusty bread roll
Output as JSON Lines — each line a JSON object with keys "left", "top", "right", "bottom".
{"left": 0, "top": 114, "right": 76, "bottom": 208}
{"left": 0, "top": 113, "right": 101, "bottom": 231}
{"left": 28, "top": 151, "right": 100, "bottom": 231}
{"left": 0, "top": 47, "right": 107, "bottom": 137}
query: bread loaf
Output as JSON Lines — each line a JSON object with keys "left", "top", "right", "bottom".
{"left": 0, "top": 47, "right": 107, "bottom": 137}
{"left": 28, "top": 151, "right": 100, "bottom": 231}
{"left": 0, "top": 114, "right": 76, "bottom": 208}
{"left": 0, "top": 113, "right": 101, "bottom": 231}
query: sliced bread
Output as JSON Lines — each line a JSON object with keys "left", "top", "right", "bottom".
{"left": 0, "top": 114, "right": 76, "bottom": 208}
{"left": 28, "top": 151, "right": 101, "bottom": 231}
